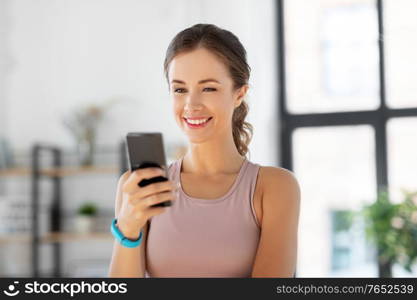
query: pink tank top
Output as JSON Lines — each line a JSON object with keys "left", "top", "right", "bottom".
{"left": 145, "top": 156, "right": 261, "bottom": 278}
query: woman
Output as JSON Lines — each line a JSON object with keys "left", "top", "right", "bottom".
{"left": 108, "top": 23, "right": 300, "bottom": 278}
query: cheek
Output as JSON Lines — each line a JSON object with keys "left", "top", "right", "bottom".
{"left": 173, "top": 100, "right": 186, "bottom": 125}
{"left": 214, "top": 95, "right": 235, "bottom": 117}
{"left": 173, "top": 105, "right": 182, "bottom": 121}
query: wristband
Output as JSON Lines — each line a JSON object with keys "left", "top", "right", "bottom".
{"left": 110, "top": 218, "right": 143, "bottom": 248}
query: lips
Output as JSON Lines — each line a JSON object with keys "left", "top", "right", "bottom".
{"left": 183, "top": 117, "right": 213, "bottom": 128}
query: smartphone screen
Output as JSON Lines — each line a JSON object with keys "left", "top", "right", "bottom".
{"left": 126, "top": 132, "right": 172, "bottom": 207}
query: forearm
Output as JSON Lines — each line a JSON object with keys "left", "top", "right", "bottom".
{"left": 108, "top": 223, "right": 147, "bottom": 278}
{"left": 108, "top": 240, "right": 146, "bottom": 277}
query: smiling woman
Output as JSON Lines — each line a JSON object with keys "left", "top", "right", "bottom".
{"left": 109, "top": 23, "right": 300, "bottom": 278}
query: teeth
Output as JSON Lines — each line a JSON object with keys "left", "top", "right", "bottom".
{"left": 186, "top": 118, "right": 210, "bottom": 125}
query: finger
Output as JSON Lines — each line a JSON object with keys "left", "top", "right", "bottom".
{"left": 143, "top": 206, "right": 167, "bottom": 218}
{"left": 139, "top": 180, "right": 176, "bottom": 199}
{"left": 130, "top": 190, "right": 176, "bottom": 209}
{"left": 142, "top": 191, "right": 175, "bottom": 207}
{"left": 123, "top": 167, "right": 165, "bottom": 193}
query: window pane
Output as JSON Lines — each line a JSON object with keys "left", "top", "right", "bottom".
{"left": 293, "top": 125, "right": 377, "bottom": 277}
{"left": 385, "top": 0, "right": 417, "bottom": 108}
{"left": 285, "top": 0, "right": 380, "bottom": 113}
{"left": 387, "top": 117, "right": 417, "bottom": 203}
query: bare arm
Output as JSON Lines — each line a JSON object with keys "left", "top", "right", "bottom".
{"left": 251, "top": 167, "right": 301, "bottom": 277}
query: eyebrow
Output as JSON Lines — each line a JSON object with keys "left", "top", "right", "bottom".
{"left": 171, "top": 78, "right": 221, "bottom": 85}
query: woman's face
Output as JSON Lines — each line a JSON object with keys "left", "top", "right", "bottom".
{"left": 168, "top": 47, "right": 247, "bottom": 144}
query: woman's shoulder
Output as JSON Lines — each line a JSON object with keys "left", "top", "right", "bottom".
{"left": 257, "top": 164, "right": 297, "bottom": 181}
{"left": 256, "top": 164, "right": 300, "bottom": 201}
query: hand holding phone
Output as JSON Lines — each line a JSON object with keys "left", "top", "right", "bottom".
{"left": 117, "top": 167, "right": 176, "bottom": 239}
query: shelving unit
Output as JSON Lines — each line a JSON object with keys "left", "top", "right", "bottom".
{"left": 0, "top": 141, "right": 129, "bottom": 277}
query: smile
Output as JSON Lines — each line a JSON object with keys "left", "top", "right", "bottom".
{"left": 183, "top": 117, "right": 213, "bottom": 129}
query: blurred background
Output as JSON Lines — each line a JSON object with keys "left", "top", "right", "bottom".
{"left": 0, "top": 0, "right": 416, "bottom": 278}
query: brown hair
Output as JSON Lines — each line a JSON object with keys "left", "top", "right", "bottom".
{"left": 163, "top": 23, "right": 253, "bottom": 158}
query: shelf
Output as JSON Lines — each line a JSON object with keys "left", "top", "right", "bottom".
{"left": 0, "top": 166, "right": 119, "bottom": 177}
{"left": 0, "top": 167, "right": 31, "bottom": 177}
{"left": 0, "top": 233, "right": 32, "bottom": 244}
{"left": 42, "top": 231, "right": 113, "bottom": 243}
{"left": 0, "top": 231, "right": 113, "bottom": 244}
{"left": 40, "top": 166, "right": 119, "bottom": 177}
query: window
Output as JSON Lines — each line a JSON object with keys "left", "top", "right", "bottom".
{"left": 277, "top": 0, "right": 417, "bottom": 277}
{"left": 285, "top": 0, "right": 379, "bottom": 114}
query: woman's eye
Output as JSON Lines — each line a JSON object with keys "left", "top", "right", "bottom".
{"left": 173, "top": 87, "right": 216, "bottom": 93}
{"left": 203, "top": 87, "right": 216, "bottom": 92}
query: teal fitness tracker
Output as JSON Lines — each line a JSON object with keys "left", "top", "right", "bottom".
{"left": 110, "top": 218, "right": 143, "bottom": 248}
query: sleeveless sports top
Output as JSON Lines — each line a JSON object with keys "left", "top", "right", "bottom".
{"left": 145, "top": 156, "right": 261, "bottom": 278}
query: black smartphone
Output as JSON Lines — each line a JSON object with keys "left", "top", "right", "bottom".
{"left": 126, "top": 132, "right": 172, "bottom": 207}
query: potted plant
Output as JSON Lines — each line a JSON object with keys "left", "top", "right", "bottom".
{"left": 361, "top": 189, "right": 417, "bottom": 277}
{"left": 74, "top": 202, "right": 98, "bottom": 233}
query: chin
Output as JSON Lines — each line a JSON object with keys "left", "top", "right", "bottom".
{"left": 185, "top": 134, "right": 211, "bottom": 144}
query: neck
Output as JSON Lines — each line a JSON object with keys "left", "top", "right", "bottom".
{"left": 182, "top": 132, "right": 246, "bottom": 176}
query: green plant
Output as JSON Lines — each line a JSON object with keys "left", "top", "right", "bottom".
{"left": 394, "top": 190, "right": 417, "bottom": 272}
{"left": 77, "top": 202, "right": 98, "bottom": 216}
{"left": 361, "top": 189, "right": 417, "bottom": 274}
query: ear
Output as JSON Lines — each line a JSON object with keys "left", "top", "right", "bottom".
{"left": 234, "top": 85, "right": 249, "bottom": 108}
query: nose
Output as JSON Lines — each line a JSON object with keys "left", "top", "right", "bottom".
{"left": 184, "top": 93, "right": 203, "bottom": 111}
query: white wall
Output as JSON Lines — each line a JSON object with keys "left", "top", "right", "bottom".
{"left": 0, "top": 0, "right": 13, "bottom": 137}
